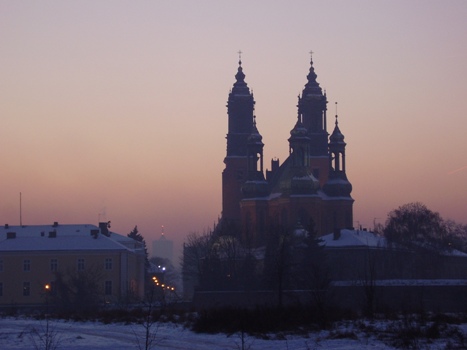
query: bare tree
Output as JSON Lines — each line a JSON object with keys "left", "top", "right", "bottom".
{"left": 52, "top": 266, "right": 103, "bottom": 316}
{"left": 29, "top": 324, "right": 61, "bottom": 350}
{"left": 29, "top": 285, "right": 62, "bottom": 350}
{"left": 181, "top": 230, "right": 213, "bottom": 298}
{"left": 133, "top": 282, "right": 161, "bottom": 350}
{"left": 384, "top": 202, "right": 446, "bottom": 250}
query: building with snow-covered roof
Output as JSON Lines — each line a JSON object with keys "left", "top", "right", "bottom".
{"left": 320, "top": 229, "right": 467, "bottom": 281}
{"left": 0, "top": 222, "right": 146, "bottom": 308}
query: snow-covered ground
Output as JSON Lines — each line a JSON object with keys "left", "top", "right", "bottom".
{"left": 0, "top": 316, "right": 465, "bottom": 350}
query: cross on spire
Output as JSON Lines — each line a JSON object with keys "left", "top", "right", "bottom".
{"left": 309, "top": 50, "right": 314, "bottom": 61}
{"left": 238, "top": 50, "right": 242, "bottom": 65}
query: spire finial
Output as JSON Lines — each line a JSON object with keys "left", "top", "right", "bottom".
{"left": 238, "top": 50, "right": 242, "bottom": 66}
{"left": 309, "top": 50, "right": 314, "bottom": 62}
{"left": 335, "top": 102, "right": 338, "bottom": 125}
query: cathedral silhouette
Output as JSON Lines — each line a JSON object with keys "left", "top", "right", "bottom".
{"left": 221, "top": 54, "right": 354, "bottom": 246}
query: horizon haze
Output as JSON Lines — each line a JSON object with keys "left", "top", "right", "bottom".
{"left": 1, "top": 1, "right": 467, "bottom": 259}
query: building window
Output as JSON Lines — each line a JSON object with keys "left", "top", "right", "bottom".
{"left": 23, "top": 282, "right": 30, "bottom": 296}
{"left": 104, "top": 281, "right": 112, "bottom": 296}
{"left": 77, "top": 258, "right": 85, "bottom": 271}
{"left": 0, "top": 259, "right": 3, "bottom": 272}
{"left": 105, "top": 258, "right": 113, "bottom": 270}
{"left": 23, "top": 259, "right": 31, "bottom": 272}
{"left": 50, "top": 259, "right": 58, "bottom": 272}
{"left": 0, "top": 282, "right": 3, "bottom": 297}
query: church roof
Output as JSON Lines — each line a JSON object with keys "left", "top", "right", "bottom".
{"left": 302, "top": 54, "right": 323, "bottom": 97}
{"left": 268, "top": 157, "right": 320, "bottom": 197}
{"left": 329, "top": 116, "right": 345, "bottom": 144}
{"left": 230, "top": 59, "right": 251, "bottom": 96}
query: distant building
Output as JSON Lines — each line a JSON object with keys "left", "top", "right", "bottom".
{"left": 152, "top": 226, "right": 173, "bottom": 263}
{"left": 0, "top": 222, "right": 146, "bottom": 307}
{"left": 222, "top": 54, "right": 354, "bottom": 246}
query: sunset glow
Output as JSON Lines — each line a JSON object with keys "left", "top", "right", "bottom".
{"left": 1, "top": 1, "right": 467, "bottom": 258}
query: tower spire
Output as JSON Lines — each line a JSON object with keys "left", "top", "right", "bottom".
{"left": 335, "top": 102, "right": 338, "bottom": 125}
{"left": 223, "top": 53, "right": 256, "bottom": 224}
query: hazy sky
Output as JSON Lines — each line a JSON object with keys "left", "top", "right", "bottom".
{"left": 1, "top": 1, "right": 467, "bottom": 258}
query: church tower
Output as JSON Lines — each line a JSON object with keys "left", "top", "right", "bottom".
{"left": 323, "top": 112, "right": 354, "bottom": 232}
{"left": 222, "top": 56, "right": 257, "bottom": 226}
{"left": 297, "top": 54, "right": 329, "bottom": 186}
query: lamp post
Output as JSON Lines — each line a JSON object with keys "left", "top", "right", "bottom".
{"left": 44, "top": 283, "right": 51, "bottom": 350}
{"left": 44, "top": 284, "right": 50, "bottom": 314}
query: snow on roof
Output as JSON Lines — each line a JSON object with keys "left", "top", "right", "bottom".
{"left": 320, "top": 229, "right": 467, "bottom": 257}
{"left": 320, "top": 229, "right": 386, "bottom": 248}
{"left": 0, "top": 224, "right": 142, "bottom": 252}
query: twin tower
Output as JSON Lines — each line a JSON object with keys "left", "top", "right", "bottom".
{"left": 222, "top": 55, "right": 353, "bottom": 246}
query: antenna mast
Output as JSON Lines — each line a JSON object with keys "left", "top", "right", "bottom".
{"left": 19, "top": 192, "right": 22, "bottom": 226}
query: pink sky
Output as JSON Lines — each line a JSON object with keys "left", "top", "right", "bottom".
{"left": 1, "top": 1, "right": 467, "bottom": 260}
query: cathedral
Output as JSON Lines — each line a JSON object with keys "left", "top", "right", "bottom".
{"left": 222, "top": 55, "right": 354, "bottom": 246}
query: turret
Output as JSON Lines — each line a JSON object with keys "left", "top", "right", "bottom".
{"left": 323, "top": 113, "right": 352, "bottom": 197}
{"left": 242, "top": 117, "right": 269, "bottom": 198}
{"left": 287, "top": 111, "right": 319, "bottom": 195}
{"left": 297, "top": 53, "right": 328, "bottom": 156}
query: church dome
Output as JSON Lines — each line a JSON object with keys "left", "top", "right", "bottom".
{"left": 323, "top": 173, "right": 352, "bottom": 197}
{"left": 329, "top": 122, "right": 345, "bottom": 144}
{"left": 290, "top": 121, "right": 307, "bottom": 137}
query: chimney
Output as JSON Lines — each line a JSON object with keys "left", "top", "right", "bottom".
{"left": 52, "top": 221, "right": 58, "bottom": 227}
{"left": 4, "top": 224, "right": 9, "bottom": 229}
{"left": 99, "top": 222, "right": 110, "bottom": 237}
